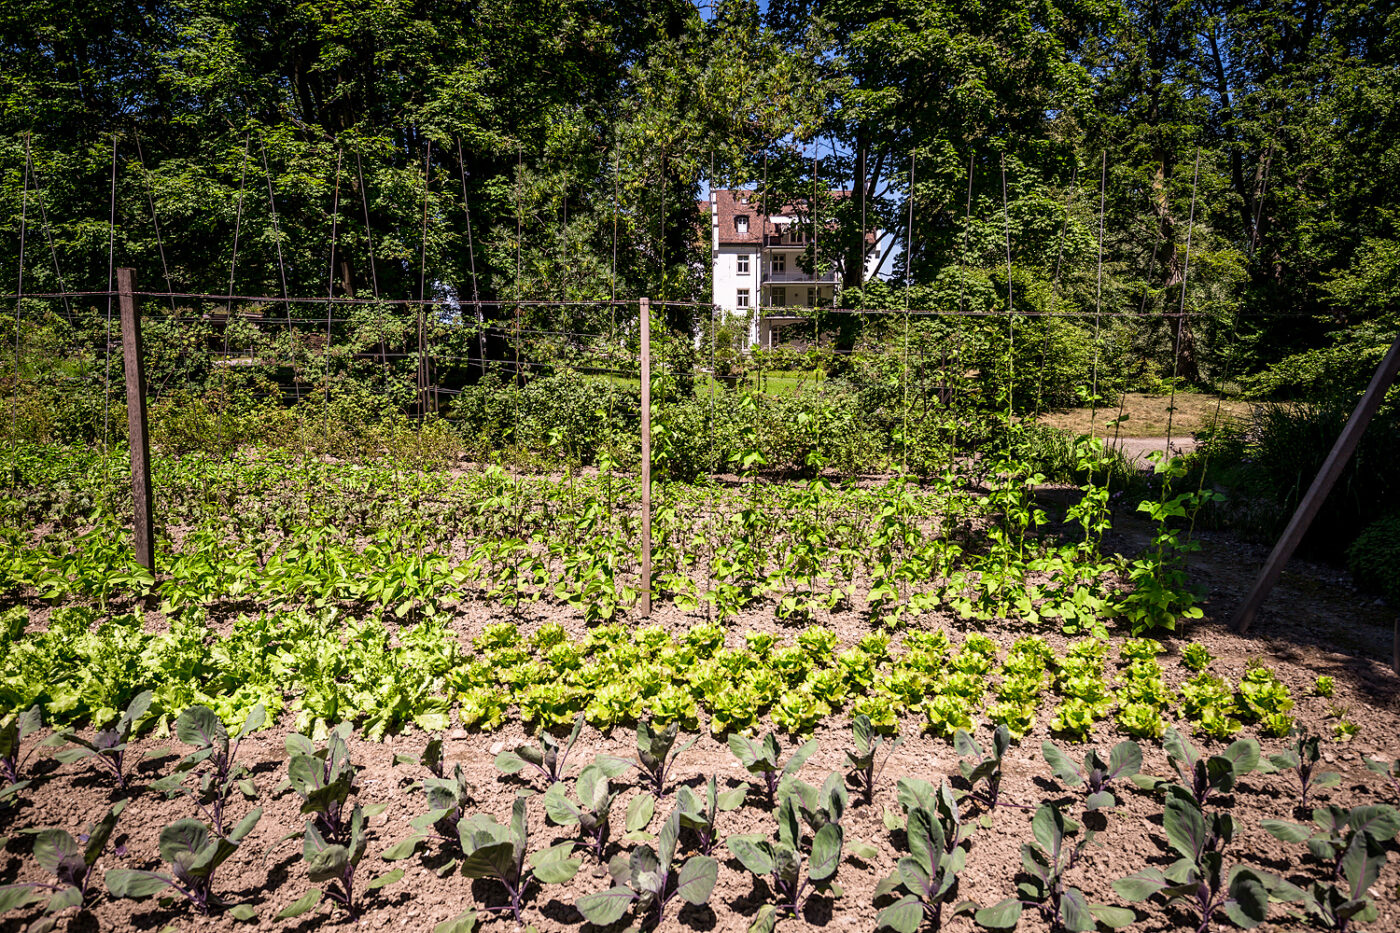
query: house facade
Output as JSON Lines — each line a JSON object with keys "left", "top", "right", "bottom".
{"left": 707, "top": 188, "right": 883, "bottom": 347}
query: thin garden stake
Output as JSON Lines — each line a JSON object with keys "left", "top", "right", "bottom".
{"left": 1164, "top": 151, "right": 1201, "bottom": 455}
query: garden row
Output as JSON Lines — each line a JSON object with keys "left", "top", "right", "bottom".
{"left": 3, "top": 694, "right": 1398, "bottom": 932}
{"left": 3, "top": 440, "right": 1207, "bottom": 635}
{"left": 0, "top": 605, "right": 1338, "bottom": 746}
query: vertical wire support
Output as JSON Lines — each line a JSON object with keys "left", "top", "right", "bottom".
{"left": 258, "top": 139, "right": 294, "bottom": 399}
{"left": 1164, "top": 150, "right": 1201, "bottom": 455}
{"left": 102, "top": 136, "right": 118, "bottom": 456}
{"left": 218, "top": 134, "right": 250, "bottom": 466}
{"left": 1001, "top": 153, "right": 1015, "bottom": 433}
{"left": 417, "top": 141, "right": 432, "bottom": 417}
{"left": 639, "top": 297, "right": 652, "bottom": 618}
{"left": 902, "top": 154, "right": 914, "bottom": 474}
{"left": 133, "top": 133, "right": 177, "bottom": 311}
{"left": 27, "top": 156, "right": 73, "bottom": 317}
{"left": 325, "top": 149, "right": 342, "bottom": 414}
{"left": 1033, "top": 161, "right": 1079, "bottom": 419}
{"left": 957, "top": 150, "right": 974, "bottom": 315}
{"left": 456, "top": 139, "right": 485, "bottom": 378}
{"left": 354, "top": 151, "right": 381, "bottom": 300}
{"left": 1087, "top": 150, "right": 1108, "bottom": 442}
{"left": 10, "top": 134, "right": 30, "bottom": 488}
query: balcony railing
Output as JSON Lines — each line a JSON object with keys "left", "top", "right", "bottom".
{"left": 764, "top": 270, "right": 839, "bottom": 284}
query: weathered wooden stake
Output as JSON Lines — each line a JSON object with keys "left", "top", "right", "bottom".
{"left": 640, "top": 297, "right": 652, "bottom": 618}
{"left": 117, "top": 268, "right": 155, "bottom": 571}
{"left": 1232, "top": 332, "right": 1400, "bottom": 636}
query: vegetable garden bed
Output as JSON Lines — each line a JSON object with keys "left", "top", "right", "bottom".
{"left": 2, "top": 443, "right": 1399, "bottom": 932}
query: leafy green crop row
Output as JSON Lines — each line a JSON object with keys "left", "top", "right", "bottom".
{"left": 3, "top": 440, "right": 1210, "bottom": 637}
{"left": 0, "top": 605, "right": 1296, "bottom": 746}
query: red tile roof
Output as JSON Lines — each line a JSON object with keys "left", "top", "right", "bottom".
{"left": 702, "top": 189, "right": 874, "bottom": 246}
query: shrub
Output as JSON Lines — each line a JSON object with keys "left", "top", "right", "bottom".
{"left": 1347, "top": 514, "right": 1400, "bottom": 604}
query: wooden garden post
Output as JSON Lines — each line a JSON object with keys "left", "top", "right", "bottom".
{"left": 117, "top": 268, "right": 155, "bottom": 571}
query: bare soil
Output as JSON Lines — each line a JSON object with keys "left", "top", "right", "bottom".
{"left": 1038, "top": 393, "right": 1253, "bottom": 439}
{"left": 3, "top": 518, "right": 1399, "bottom": 933}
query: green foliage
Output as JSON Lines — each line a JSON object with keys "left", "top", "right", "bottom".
{"left": 106, "top": 809, "right": 262, "bottom": 918}
{"left": 1347, "top": 514, "right": 1400, "bottom": 604}
{"left": 575, "top": 808, "right": 718, "bottom": 929}
{"left": 0, "top": 802, "right": 124, "bottom": 918}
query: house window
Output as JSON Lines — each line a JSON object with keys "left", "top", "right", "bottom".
{"left": 807, "top": 287, "right": 816, "bottom": 306}
{"left": 772, "top": 289, "right": 786, "bottom": 308}
{"left": 735, "top": 215, "right": 749, "bottom": 233}
{"left": 736, "top": 288, "right": 750, "bottom": 308}
{"left": 773, "top": 253, "right": 786, "bottom": 274}
{"left": 736, "top": 255, "right": 749, "bottom": 274}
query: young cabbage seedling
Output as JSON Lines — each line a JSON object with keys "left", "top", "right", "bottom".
{"left": 955, "top": 725, "right": 1010, "bottom": 812}
{"left": 789, "top": 772, "right": 848, "bottom": 833}
{"left": 576, "top": 808, "right": 718, "bottom": 930}
{"left": 727, "top": 794, "right": 843, "bottom": 931}
{"left": 889, "top": 779, "right": 972, "bottom": 854}
{"left": 494, "top": 712, "right": 591, "bottom": 787}
{"left": 874, "top": 804, "right": 976, "bottom": 932}
{"left": 421, "top": 763, "right": 477, "bottom": 827}
{"left": 285, "top": 723, "right": 357, "bottom": 840}
{"left": 278, "top": 803, "right": 403, "bottom": 919}
{"left": 543, "top": 762, "right": 616, "bottom": 863}
{"left": 633, "top": 718, "right": 695, "bottom": 797}
{"left": 0, "top": 705, "right": 43, "bottom": 806}
{"left": 151, "top": 704, "right": 264, "bottom": 837}
{"left": 54, "top": 690, "right": 152, "bottom": 791}
{"left": 457, "top": 797, "right": 581, "bottom": 926}
{"left": 1362, "top": 754, "right": 1400, "bottom": 799}
{"left": 1113, "top": 796, "right": 1272, "bottom": 933}
{"left": 977, "top": 803, "right": 1133, "bottom": 933}
{"left": 1260, "top": 729, "right": 1340, "bottom": 809}
{"left": 105, "top": 809, "right": 262, "bottom": 920}
{"left": 1131, "top": 728, "right": 1259, "bottom": 808}
{"left": 677, "top": 775, "right": 748, "bottom": 855}
{"left": 1042, "top": 739, "right": 1141, "bottom": 811}
{"left": 0, "top": 802, "right": 124, "bottom": 917}
{"left": 727, "top": 733, "right": 817, "bottom": 808}
{"left": 846, "top": 714, "right": 902, "bottom": 806}
{"left": 393, "top": 736, "right": 445, "bottom": 780}
{"left": 1267, "top": 831, "right": 1390, "bottom": 933}
{"left": 1261, "top": 804, "right": 1400, "bottom": 881}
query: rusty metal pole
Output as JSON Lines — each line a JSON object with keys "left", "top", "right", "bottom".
{"left": 640, "top": 297, "right": 652, "bottom": 618}
{"left": 117, "top": 268, "right": 154, "bottom": 571}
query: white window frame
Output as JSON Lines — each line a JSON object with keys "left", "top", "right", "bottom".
{"left": 772, "top": 289, "right": 786, "bottom": 308}
{"left": 735, "top": 215, "right": 749, "bottom": 233}
{"left": 736, "top": 288, "right": 750, "bottom": 308}
{"left": 736, "top": 255, "right": 749, "bottom": 274}
{"left": 773, "top": 253, "right": 786, "bottom": 274}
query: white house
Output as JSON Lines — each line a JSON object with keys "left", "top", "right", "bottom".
{"left": 706, "top": 188, "right": 885, "bottom": 348}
